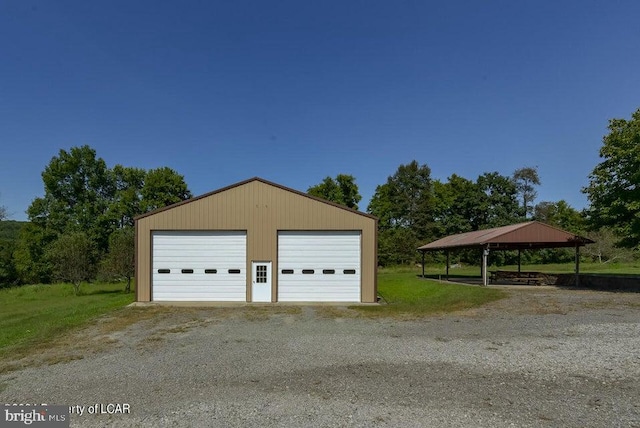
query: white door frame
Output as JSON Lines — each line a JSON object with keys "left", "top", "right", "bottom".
{"left": 251, "top": 261, "right": 272, "bottom": 302}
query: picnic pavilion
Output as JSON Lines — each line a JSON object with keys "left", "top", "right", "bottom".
{"left": 417, "top": 221, "right": 594, "bottom": 286}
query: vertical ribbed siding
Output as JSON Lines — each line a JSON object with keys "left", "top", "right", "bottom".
{"left": 135, "top": 179, "right": 377, "bottom": 303}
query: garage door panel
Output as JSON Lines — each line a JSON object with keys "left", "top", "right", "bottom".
{"left": 153, "top": 286, "right": 246, "bottom": 301}
{"left": 278, "top": 286, "right": 360, "bottom": 302}
{"left": 153, "top": 274, "right": 244, "bottom": 282}
{"left": 153, "top": 262, "right": 246, "bottom": 270}
{"left": 152, "top": 231, "right": 246, "bottom": 301}
{"left": 153, "top": 286, "right": 246, "bottom": 295}
{"left": 278, "top": 231, "right": 361, "bottom": 302}
{"left": 279, "top": 274, "right": 360, "bottom": 284}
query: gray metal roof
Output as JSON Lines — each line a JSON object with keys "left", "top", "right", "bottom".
{"left": 417, "top": 221, "right": 594, "bottom": 251}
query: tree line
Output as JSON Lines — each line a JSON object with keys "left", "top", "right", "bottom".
{"left": 1, "top": 108, "right": 639, "bottom": 287}
{"left": 0, "top": 145, "right": 191, "bottom": 290}
{"left": 310, "top": 165, "right": 584, "bottom": 266}
{"left": 311, "top": 108, "right": 640, "bottom": 266}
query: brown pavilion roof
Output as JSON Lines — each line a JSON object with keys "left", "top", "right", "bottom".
{"left": 417, "top": 221, "right": 594, "bottom": 251}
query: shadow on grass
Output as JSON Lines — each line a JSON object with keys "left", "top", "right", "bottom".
{"left": 80, "top": 288, "right": 133, "bottom": 296}
{"left": 426, "top": 272, "right": 640, "bottom": 293}
{"left": 417, "top": 274, "right": 480, "bottom": 280}
{"left": 555, "top": 273, "right": 640, "bottom": 293}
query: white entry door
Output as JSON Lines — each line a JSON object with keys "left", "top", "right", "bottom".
{"left": 251, "top": 261, "right": 272, "bottom": 302}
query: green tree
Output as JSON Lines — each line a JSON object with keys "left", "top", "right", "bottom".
{"left": 307, "top": 174, "right": 362, "bottom": 209}
{"left": 28, "top": 149, "right": 192, "bottom": 251}
{"left": 0, "top": 237, "right": 16, "bottom": 288}
{"left": 368, "top": 160, "right": 434, "bottom": 265}
{"left": 368, "top": 161, "right": 433, "bottom": 238}
{"left": 24, "top": 147, "right": 193, "bottom": 286}
{"left": 377, "top": 228, "right": 419, "bottom": 266}
{"left": 367, "top": 183, "right": 394, "bottom": 231}
{"left": 107, "top": 165, "right": 147, "bottom": 228}
{"left": 513, "top": 166, "right": 541, "bottom": 218}
{"left": 475, "top": 172, "right": 521, "bottom": 228}
{"left": 47, "top": 232, "right": 96, "bottom": 295}
{"left": 582, "top": 227, "right": 637, "bottom": 263}
{"left": 141, "top": 167, "right": 192, "bottom": 212}
{"left": 533, "top": 200, "right": 584, "bottom": 233}
{"left": 100, "top": 227, "right": 135, "bottom": 292}
{"left": 12, "top": 223, "right": 56, "bottom": 284}
{"left": 432, "top": 175, "right": 482, "bottom": 237}
{"left": 27, "top": 145, "right": 115, "bottom": 251}
{"left": 584, "top": 108, "right": 640, "bottom": 248}
{"left": 0, "top": 220, "right": 25, "bottom": 287}
{"left": 0, "top": 221, "right": 22, "bottom": 287}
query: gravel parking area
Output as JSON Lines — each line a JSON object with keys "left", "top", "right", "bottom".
{"left": 1, "top": 287, "right": 639, "bottom": 427}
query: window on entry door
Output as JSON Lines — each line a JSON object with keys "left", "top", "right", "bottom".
{"left": 256, "top": 265, "right": 267, "bottom": 283}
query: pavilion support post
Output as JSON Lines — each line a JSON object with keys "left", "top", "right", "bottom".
{"left": 482, "top": 246, "right": 489, "bottom": 286}
{"left": 421, "top": 251, "right": 425, "bottom": 278}
{"left": 518, "top": 249, "right": 522, "bottom": 273}
{"left": 480, "top": 249, "right": 483, "bottom": 285}
{"left": 446, "top": 250, "right": 450, "bottom": 280}
{"left": 575, "top": 244, "right": 580, "bottom": 287}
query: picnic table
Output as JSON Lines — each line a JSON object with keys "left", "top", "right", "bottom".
{"left": 489, "top": 270, "right": 545, "bottom": 285}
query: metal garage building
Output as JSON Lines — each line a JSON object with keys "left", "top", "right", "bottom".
{"left": 135, "top": 177, "right": 378, "bottom": 303}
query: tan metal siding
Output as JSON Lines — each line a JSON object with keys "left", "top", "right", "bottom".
{"left": 136, "top": 180, "right": 377, "bottom": 303}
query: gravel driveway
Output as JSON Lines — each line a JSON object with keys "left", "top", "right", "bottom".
{"left": 1, "top": 286, "right": 639, "bottom": 427}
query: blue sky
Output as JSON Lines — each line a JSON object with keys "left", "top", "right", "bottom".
{"left": 1, "top": 1, "right": 639, "bottom": 221}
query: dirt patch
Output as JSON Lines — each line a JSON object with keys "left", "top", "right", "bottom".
{"left": 0, "top": 305, "right": 309, "bottom": 374}
{"left": 0, "top": 306, "right": 173, "bottom": 374}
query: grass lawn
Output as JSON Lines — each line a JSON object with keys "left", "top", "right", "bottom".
{"left": 354, "top": 267, "right": 507, "bottom": 317}
{"left": 0, "top": 282, "right": 135, "bottom": 359}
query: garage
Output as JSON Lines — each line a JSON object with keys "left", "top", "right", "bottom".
{"left": 278, "top": 231, "right": 361, "bottom": 302}
{"left": 152, "top": 231, "right": 246, "bottom": 301}
{"left": 135, "top": 177, "right": 377, "bottom": 303}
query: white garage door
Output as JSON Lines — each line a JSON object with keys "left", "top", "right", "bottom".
{"left": 277, "top": 231, "right": 361, "bottom": 302}
{"left": 152, "top": 231, "right": 246, "bottom": 301}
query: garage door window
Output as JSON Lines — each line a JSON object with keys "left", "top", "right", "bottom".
{"left": 323, "top": 269, "right": 335, "bottom": 274}
{"left": 181, "top": 269, "right": 194, "bottom": 274}
{"left": 343, "top": 269, "right": 356, "bottom": 274}
{"left": 281, "top": 269, "right": 294, "bottom": 274}
{"left": 302, "top": 269, "right": 315, "bottom": 274}
{"left": 228, "top": 269, "right": 241, "bottom": 274}
{"left": 158, "top": 269, "right": 170, "bottom": 274}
